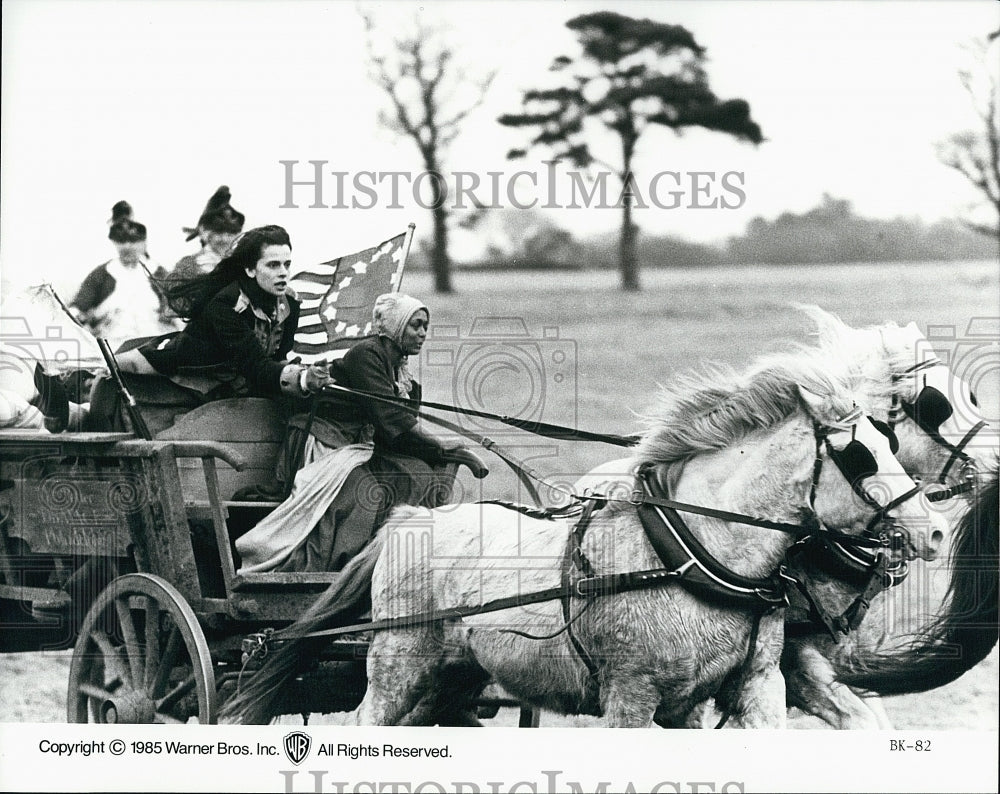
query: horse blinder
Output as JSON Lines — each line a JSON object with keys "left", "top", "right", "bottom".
{"left": 825, "top": 438, "right": 880, "bottom": 492}
{"left": 902, "top": 385, "right": 954, "bottom": 435}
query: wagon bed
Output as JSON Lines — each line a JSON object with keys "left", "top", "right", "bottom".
{"left": 0, "top": 399, "right": 504, "bottom": 724}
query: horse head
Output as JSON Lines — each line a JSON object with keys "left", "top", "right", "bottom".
{"left": 805, "top": 403, "right": 947, "bottom": 565}
{"left": 877, "top": 321, "right": 990, "bottom": 496}
{"left": 801, "top": 306, "right": 991, "bottom": 499}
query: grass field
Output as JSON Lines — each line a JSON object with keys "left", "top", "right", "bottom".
{"left": 2, "top": 258, "right": 998, "bottom": 728}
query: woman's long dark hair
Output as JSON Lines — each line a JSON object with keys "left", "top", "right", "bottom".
{"left": 165, "top": 224, "right": 291, "bottom": 319}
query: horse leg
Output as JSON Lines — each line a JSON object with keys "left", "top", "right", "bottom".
{"left": 720, "top": 618, "right": 788, "bottom": 729}
{"left": 355, "top": 630, "right": 440, "bottom": 726}
{"left": 861, "top": 695, "right": 893, "bottom": 729}
{"left": 784, "top": 643, "right": 884, "bottom": 729}
{"left": 601, "top": 674, "right": 660, "bottom": 728}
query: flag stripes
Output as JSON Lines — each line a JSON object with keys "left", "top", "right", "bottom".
{"left": 290, "top": 228, "right": 411, "bottom": 365}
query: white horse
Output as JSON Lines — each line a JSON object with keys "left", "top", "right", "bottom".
{"left": 577, "top": 308, "right": 994, "bottom": 728}
{"left": 221, "top": 349, "right": 948, "bottom": 726}
{"left": 780, "top": 309, "right": 994, "bottom": 728}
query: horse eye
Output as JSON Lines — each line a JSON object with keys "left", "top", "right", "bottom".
{"left": 970, "top": 391, "right": 979, "bottom": 407}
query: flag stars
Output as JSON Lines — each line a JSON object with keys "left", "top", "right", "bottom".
{"left": 322, "top": 305, "right": 338, "bottom": 321}
{"left": 351, "top": 262, "right": 368, "bottom": 275}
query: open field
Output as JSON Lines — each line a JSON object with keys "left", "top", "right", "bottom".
{"left": 2, "top": 259, "right": 998, "bottom": 728}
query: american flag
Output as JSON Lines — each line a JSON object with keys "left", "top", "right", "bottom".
{"left": 290, "top": 227, "right": 413, "bottom": 365}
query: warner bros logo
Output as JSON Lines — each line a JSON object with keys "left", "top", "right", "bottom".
{"left": 284, "top": 731, "right": 312, "bottom": 765}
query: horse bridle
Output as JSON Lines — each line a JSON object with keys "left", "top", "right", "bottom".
{"left": 809, "top": 410, "right": 920, "bottom": 581}
{"left": 888, "top": 358, "right": 987, "bottom": 499}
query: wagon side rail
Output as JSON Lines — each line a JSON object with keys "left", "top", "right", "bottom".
{"left": 0, "top": 433, "right": 247, "bottom": 610}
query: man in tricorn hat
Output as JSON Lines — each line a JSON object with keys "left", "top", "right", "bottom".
{"left": 71, "top": 201, "right": 178, "bottom": 350}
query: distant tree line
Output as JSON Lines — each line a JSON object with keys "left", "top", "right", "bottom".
{"left": 725, "top": 194, "right": 997, "bottom": 265}
{"left": 407, "top": 194, "right": 997, "bottom": 271}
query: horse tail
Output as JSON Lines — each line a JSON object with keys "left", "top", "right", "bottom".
{"left": 836, "top": 466, "right": 999, "bottom": 694}
{"left": 218, "top": 528, "right": 388, "bottom": 724}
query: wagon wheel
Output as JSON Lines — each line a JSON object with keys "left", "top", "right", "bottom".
{"left": 67, "top": 573, "right": 217, "bottom": 724}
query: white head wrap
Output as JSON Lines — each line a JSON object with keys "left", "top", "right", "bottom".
{"left": 371, "top": 293, "right": 429, "bottom": 397}
{"left": 371, "top": 293, "right": 429, "bottom": 347}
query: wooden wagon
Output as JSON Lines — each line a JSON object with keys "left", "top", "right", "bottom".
{"left": 0, "top": 398, "right": 534, "bottom": 725}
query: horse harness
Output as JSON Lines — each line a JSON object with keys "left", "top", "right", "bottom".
{"left": 258, "top": 394, "right": 933, "bottom": 722}
{"left": 553, "top": 414, "right": 924, "bottom": 719}
{"left": 887, "top": 358, "right": 987, "bottom": 501}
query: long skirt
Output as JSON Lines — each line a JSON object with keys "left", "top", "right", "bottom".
{"left": 235, "top": 431, "right": 456, "bottom": 573}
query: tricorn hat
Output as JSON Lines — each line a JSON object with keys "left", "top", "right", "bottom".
{"left": 107, "top": 200, "right": 147, "bottom": 243}
{"left": 184, "top": 185, "right": 245, "bottom": 241}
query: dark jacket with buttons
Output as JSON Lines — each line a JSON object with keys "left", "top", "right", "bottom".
{"left": 141, "top": 278, "right": 300, "bottom": 397}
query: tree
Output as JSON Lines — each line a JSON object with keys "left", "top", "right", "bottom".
{"left": 498, "top": 12, "right": 763, "bottom": 290}
{"left": 936, "top": 36, "right": 1000, "bottom": 240}
{"left": 362, "top": 13, "right": 496, "bottom": 293}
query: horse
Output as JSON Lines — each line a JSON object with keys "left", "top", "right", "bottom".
{"left": 576, "top": 308, "right": 996, "bottom": 728}
{"left": 220, "top": 350, "right": 948, "bottom": 726}
{"left": 791, "top": 310, "right": 996, "bottom": 717}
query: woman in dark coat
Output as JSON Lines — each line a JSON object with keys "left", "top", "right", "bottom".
{"left": 236, "top": 293, "right": 488, "bottom": 573}
{"left": 115, "top": 224, "right": 328, "bottom": 399}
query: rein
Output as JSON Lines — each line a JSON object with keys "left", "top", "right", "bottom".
{"left": 318, "top": 382, "right": 638, "bottom": 447}
{"left": 317, "top": 381, "right": 878, "bottom": 544}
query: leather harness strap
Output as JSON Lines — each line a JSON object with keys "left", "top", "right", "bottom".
{"left": 561, "top": 499, "right": 603, "bottom": 685}
{"left": 782, "top": 536, "right": 896, "bottom": 640}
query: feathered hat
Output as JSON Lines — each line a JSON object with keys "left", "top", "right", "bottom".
{"left": 107, "top": 200, "right": 147, "bottom": 243}
{"left": 184, "top": 185, "right": 245, "bottom": 241}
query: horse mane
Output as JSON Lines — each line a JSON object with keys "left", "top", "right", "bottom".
{"left": 796, "top": 304, "right": 912, "bottom": 406}
{"left": 632, "top": 343, "right": 862, "bottom": 468}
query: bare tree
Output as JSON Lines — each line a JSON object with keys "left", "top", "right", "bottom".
{"left": 936, "top": 36, "right": 1000, "bottom": 239}
{"left": 362, "top": 12, "right": 495, "bottom": 293}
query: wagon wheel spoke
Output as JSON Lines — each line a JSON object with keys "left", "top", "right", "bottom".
{"left": 156, "top": 674, "right": 196, "bottom": 715}
{"left": 114, "top": 594, "right": 143, "bottom": 688}
{"left": 78, "top": 682, "right": 115, "bottom": 702}
{"left": 143, "top": 599, "right": 162, "bottom": 692}
{"left": 150, "top": 625, "right": 182, "bottom": 700}
{"left": 89, "top": 630, "right": 130, "bottom": 690}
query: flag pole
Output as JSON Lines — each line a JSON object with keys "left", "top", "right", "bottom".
{"left": 396, "top": 222, "right": 416, "bottom": 291}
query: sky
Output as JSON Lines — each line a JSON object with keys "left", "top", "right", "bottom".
{"left": 1, "top": 0, "right": 998, "bottom": 296}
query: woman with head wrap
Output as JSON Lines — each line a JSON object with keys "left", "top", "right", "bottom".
{"left": 235, "top": 292, "right": 488, "bottom": 574}
{"left": 70, "top": 201, "right": 179, "bottom": 350}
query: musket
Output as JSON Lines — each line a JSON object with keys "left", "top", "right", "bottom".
{"left": 96, "top": 338, "right": 152, "bottom": 440}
